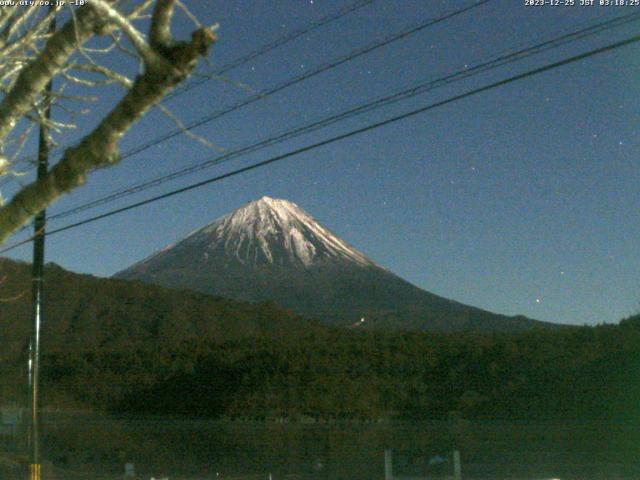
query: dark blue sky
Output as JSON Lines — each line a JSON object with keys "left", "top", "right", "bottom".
{"left": 3, "top": 0, "right": 640, "bottom": 326}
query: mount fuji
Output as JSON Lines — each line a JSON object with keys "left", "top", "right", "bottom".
{"left": 115, "top": 197, "right": 552, "bottom": 332}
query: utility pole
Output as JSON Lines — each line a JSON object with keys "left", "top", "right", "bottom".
{"left": 28, "top": 7, "right": 56, "bottom": 480}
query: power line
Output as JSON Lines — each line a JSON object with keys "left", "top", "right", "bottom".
{"left": 166, "top": 0, "right": 376, "bottom": 100}
{"left": 0, "top": 0, "right": 375, "bottom": 186}
{"left": 117, "top": 0, "right": 492, "bottom": 160}
{"left": 1, "top": 0, "right": 488, "bottom": 187}
{"left": 46, "top": 10, "right": 640, "bottom": 222}
{"left": 1, "top": 29, "right": 636, "bottom": 255}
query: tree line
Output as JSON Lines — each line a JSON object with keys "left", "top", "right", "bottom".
{"left": 1, "top": 258, "right": 638, "bottom": 421}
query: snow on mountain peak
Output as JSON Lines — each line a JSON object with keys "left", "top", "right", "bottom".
{"left": 183, "top": 197, "right": 374, "bottom": 268}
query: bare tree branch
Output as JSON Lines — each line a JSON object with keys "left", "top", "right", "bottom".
{"left": 155, "top": 102, "right": 224, "bottom": 152}
{"left": 150, "top": 0, "right": 175, "bottom": 49}
{"left": 0, "top": 2, "right": 217, "bottom": 244}
{"left": 72, "top": 63, "right": 133, "bottom": 88}
{"left": 127, "top": 0, "right": 157, "bottom": 21}
{"left": 90, "top": 0, "right": 164, "bottom": 68}
{"left": 0, "top": 5, "right": 103, "bottom": 142}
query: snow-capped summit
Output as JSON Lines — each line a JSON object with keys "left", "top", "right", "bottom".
{"left": 116, "top": 197, "right": 548, "bottom": 333}
{"left": 184, "top": 196, "right": 373, "bottom": 268}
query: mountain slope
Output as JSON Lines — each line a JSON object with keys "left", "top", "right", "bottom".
{"left": 0, "top": 257, "right": 317, "bottom": 362}
{"left": 116, "top": 197, "right": 553, "bottom": 332}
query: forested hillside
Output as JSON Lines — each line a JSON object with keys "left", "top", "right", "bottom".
{"left": 102, "top": 319, "right": 640, "bottom": 421}
{"left": 0, "top": 258, "right": 320, "bottom": 407}
{"left": 2, "top": 258, "right": 639, "bottom": 421}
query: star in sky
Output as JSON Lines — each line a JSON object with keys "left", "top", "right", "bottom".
{"left": 16, "top": 0, "right": 638, "bottom": 327}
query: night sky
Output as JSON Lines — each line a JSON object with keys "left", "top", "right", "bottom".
{"left": 2, "top": 0, "right": 640, "bottom": 326}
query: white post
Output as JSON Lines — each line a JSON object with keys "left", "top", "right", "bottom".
{"left": 124, "top": 462, "right": 135, "bottom": 478}
{"left": 384, "top": 449, "right": 393, "bottom": 480}
{"left": 453, "top": 450, "right": 461, "bottom": 480}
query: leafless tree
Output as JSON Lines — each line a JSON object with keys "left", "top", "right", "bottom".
{"left": 0, "top": 1, "right": 217, "bottom": 245}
